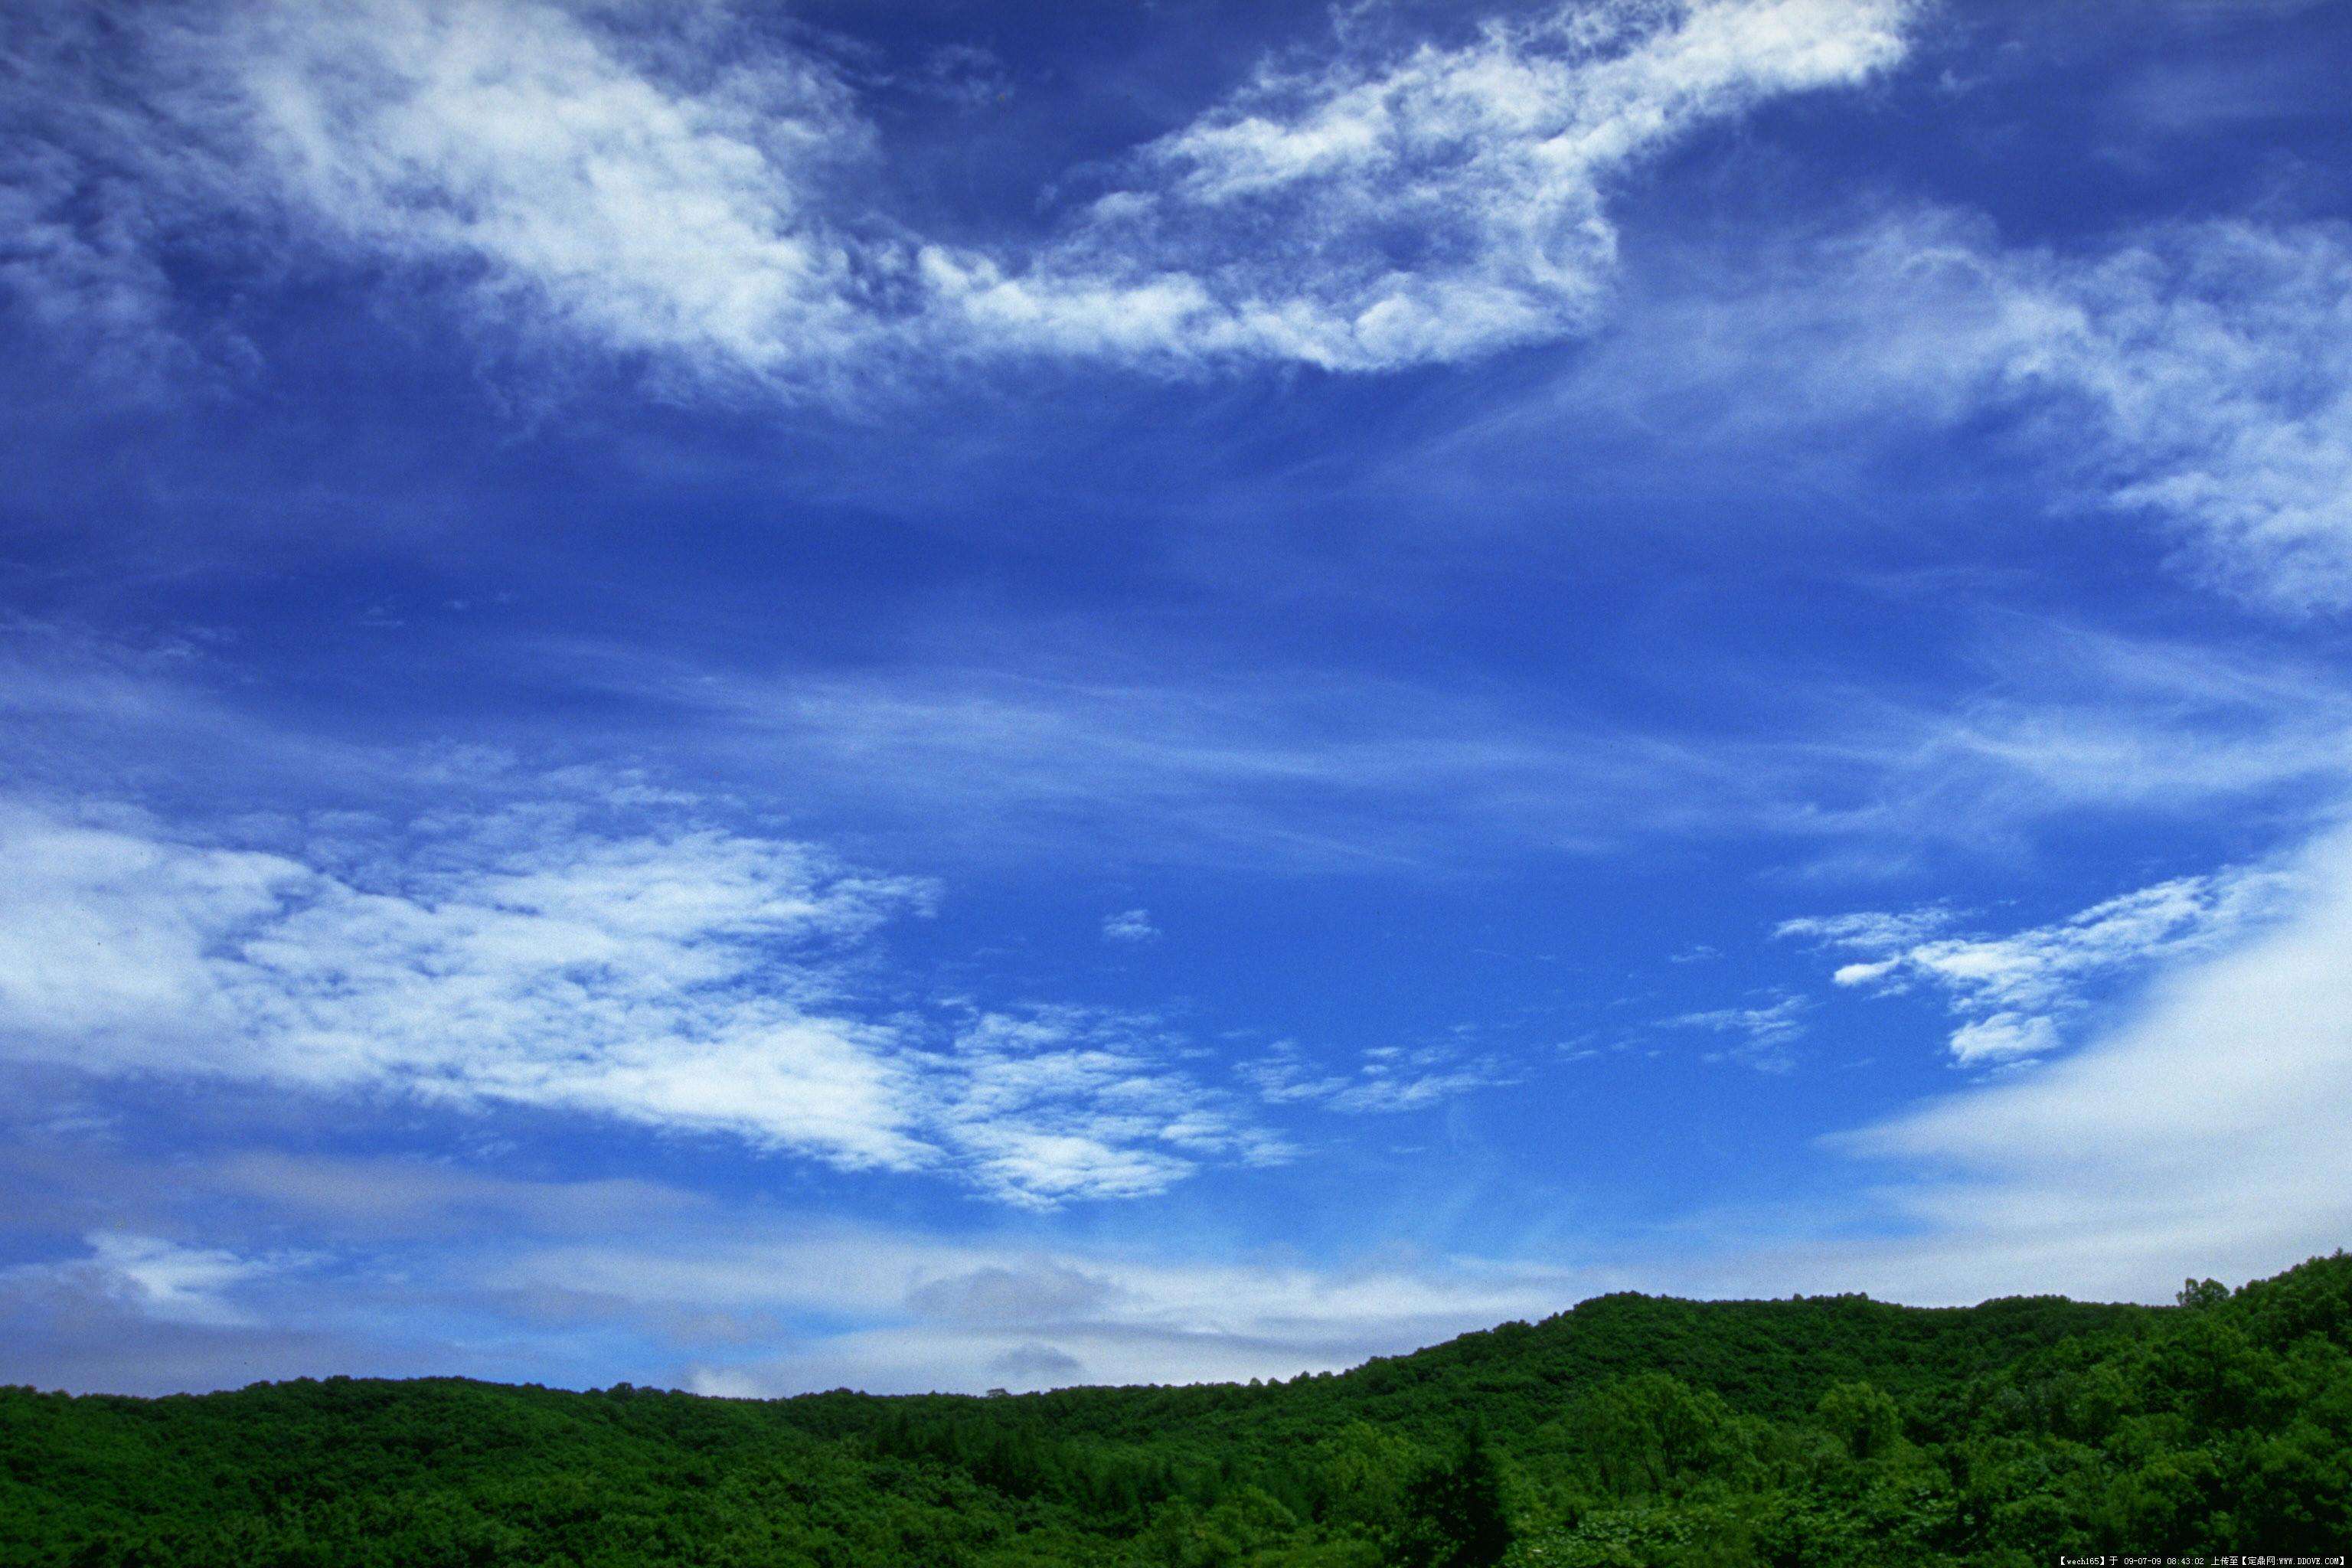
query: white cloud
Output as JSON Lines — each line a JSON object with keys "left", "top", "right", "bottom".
{"left": 0, "top": 787, "right": 1274, "bottom": 1206}
{"left": 494, "top": 1220, "right": 1586, "bottom": 1393}
{"left": 219, "top": 0, "right": 899, "bottom": 397}
{"left": 0, "top": 0, "right": 901, "bottom": 399}
{"left": 566, "top": 614, "right": 2352, "bottom": 877}
{"left": 928, "top": 0, "right": 1915, "bottom": 371}
{"left": 1238, "top": 1037, "right": 1509, "bottom": 1113}
{"left": 18, "top": 8, "right": 2352, "bottom": 622}
{"left": 1817, "top": 818, "right": 2352, "bottom": 1300}
{"left": 1, "top": 1233, "right": 283, "bottom": 1328}
{"left": 0, "top": 793, "right": 932, "bottom": 1168}
{"left": 1783, "top": 859, "right": 2292, "bottom": 1063}
{"left": 1660, "top": 992, "right": 1811, "bottom": 1071}
{"left": 1562, "top": 210, "right": 2352, "bottom": 611}
{"left": 1101, "top": 908, "right": 1159, "bottom": 942}
{"left": 2, "top": 0, "right": 1916, "bottom": 393}
{"left": 1942, "top": 1011, "right": 2058, "bottom": 1066}
{"left": 0, "top": 2, "right": 211, "bottom": 393}
{"left": 925, "top": 1008, "right": 1289, "bottom": 1207}
{"left": 2027, "top": 221, "right": 2352, "bottom": 611}
{"left": 1777, "top": 906, "right": 1957, "bottom": 952}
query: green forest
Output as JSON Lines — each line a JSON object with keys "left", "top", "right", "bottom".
{"left": 5, "top": 1253, "right": 2347, "bottom": 1567}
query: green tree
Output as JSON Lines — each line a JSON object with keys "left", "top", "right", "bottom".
{"left": 1393, "top": 1430, "right": 1511, "bottom": 1568}
{"left": 2178, "top": 1278, "right": 2230, "bottom": 1310}
{"left": 1814, "top": 1380, "right": 1901, "bottom": 1462}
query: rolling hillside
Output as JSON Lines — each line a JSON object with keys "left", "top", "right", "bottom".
{"left": 4, "top": 1253, "right": 2347, "bottom": 1566}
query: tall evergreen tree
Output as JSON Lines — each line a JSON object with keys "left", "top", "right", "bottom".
{"left": 1393, "top": 1428, "right": 1513, "bottom": 1568}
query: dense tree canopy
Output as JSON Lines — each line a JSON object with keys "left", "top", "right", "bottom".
{"left": 5, "top": 1253, "right": 2347, "bottom": 1566}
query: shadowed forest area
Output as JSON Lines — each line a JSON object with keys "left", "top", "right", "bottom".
{"left": 4, "top": 1253, "right": 2347, "bottom": 1567}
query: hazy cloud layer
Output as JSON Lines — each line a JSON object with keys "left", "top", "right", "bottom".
{"left": 0, "top": 1156, "right": 1593, "bottom": 1395}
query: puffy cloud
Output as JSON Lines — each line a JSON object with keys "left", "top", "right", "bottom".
{"left": 1943, "top": 1012, "right": 2059, "bottom": 1067}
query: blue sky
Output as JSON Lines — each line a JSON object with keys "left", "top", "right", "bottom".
{"left": 5, "top": 0, "right": 2352, "bottom": 1396}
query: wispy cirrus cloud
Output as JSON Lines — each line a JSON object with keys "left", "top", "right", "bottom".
{"left": 1238, "top": 1036, "right": 1511, "bottom": 1114}
{"left": 577, "top": 619, "right": 2352, "bottom": 872}
{"left": 0, "top": 782, "right": 1273, "bottom": 1207}
{"left": 926, "top": 0, "right": 1916, "bottom": 372}
{"left": 19, "top": 604, "right": 2344, "bottom": 887}
{"left": 1816, "top": 818, "right": 2352, "bottom": 1301}
{"left": 1781, "top": 858, "right": 2293, "bottom": 1063}
{"left": 1936, "top": 216, "right": 2352, "bottom": 612}
{"left": 2, "top": 0, "right": 1917, "bottom": 397}
{"left": 1659, "top": 992, "right": 1811, "bottom": 1071}
{"left": 1527, "top": 208, "right": 2352, "bottom": 611}
{"left": 932, "top": 1008, "right": 1290, "bottom": 1206}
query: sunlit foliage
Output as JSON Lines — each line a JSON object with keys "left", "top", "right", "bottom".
{"left": 5, "top": 1254, "right": 2347, "bottom": 1565}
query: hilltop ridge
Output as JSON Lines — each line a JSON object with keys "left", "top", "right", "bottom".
{"left": 4, "top": 1253, "right": 2347, "bottom": 1566}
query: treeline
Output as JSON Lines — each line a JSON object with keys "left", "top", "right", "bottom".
{"left": 2, "top": 1253, "right": 2347, "bottom": 1566}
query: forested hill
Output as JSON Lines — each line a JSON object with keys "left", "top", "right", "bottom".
{"left": 5, "top": 1254, "right": 2348, "bottom": 1568}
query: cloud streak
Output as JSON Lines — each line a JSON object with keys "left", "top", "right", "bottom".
{"left": 1239, "top": 1037, "right": 1511, "bottom": 1113}
{"left": 0, "top": 785, "right": 1273, "bottom": 1206}
{"left": 1660, "top": 993, "right": 1811, "bottom": 1071}
{"left": 1819, "top": 818, "right": 2352, "bottom": 1299}
{"left": 1540, "top": 209, "right": 2352, "bottom": 611}
{"left": 2, "top": 0, "right": 1916, "bottom": 395}
{"left": 928, "top": 0, "right": 1914, "bottom": 371}
{"left": 1101, "top": 908, "right": 1159, "bottom": 943}
{"left": 1782, "top": 858, "right": 2292, "bottom": 1063}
